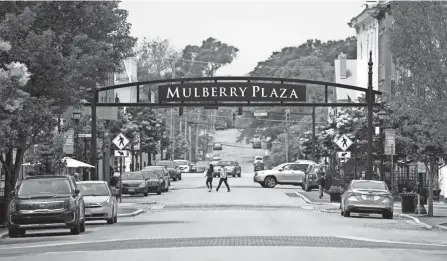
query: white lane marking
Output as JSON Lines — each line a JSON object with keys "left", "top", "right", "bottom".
{"left": 151, "top": 205, "right": 165, "bottom": 210}
{"left": 301, "top": 205, "right": 314, "bottom": 210}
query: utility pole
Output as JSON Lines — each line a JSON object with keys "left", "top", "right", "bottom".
{"left": 312, "top": 106, "right": 316, "bottom": 162}
{"left": 285, "top": 109, "right": 290, "bottom": 162}
{"left": 188, "top": 125, "right": 192, "bottom": 162}
{"left": 170, "top": 57, "right": 176, "bottom": 161}
{"left": 196, "top": 112, "right": 200, "bottom": 162}
{"left": 367, "top": 51, "right": 374, "bottom": 180}
{"left": 170, "top": 108, "right": 174, "bottom": 160}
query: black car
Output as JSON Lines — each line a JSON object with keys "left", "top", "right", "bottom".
{"left": 8, "top": 175, "right": 86, "bottom": 237}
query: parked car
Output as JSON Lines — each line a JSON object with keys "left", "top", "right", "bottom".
{"left": 140, "top": 170, "right": 164, "bottom": 195}
{"left": 156, "top": 160, "right": 182, "bottom": 181}
{"left": 174, "top": 160, "right": 193, "bottom": 173}
{"left": 8, "top": 175, "right": 86, "bottom": 237}
{"left": 254, "top": 156, "right": 264, "bottom": 165}
{"left": 119, "top": 172, "right": 150, "bottom": 196}
{"left": 341, "top": 180, "right": 394, "bottom": 219}
{"left": 213, "top": 160, "right": 242, "bottom": 177}
{"left": 195, "top": 160, "right": 210, "bottom": 173}
{"left": 77, "top": 181, "right": 118, "bottom": 224}
{"left": 253, "top": 162, "right": 306, "bottom": 188}
{"left": 254, "top": 162, "right": 265, "bottom": 172}
{"left": 210, "top": 156, "right": 222, "bottom": 166}
{"left": 213, "top": 143, "right": 223, "bottom": 150}
{"left": 143, "top": 166, "right": 170, "bottom": 192}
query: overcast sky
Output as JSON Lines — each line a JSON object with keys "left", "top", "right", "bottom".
{"left": 119, "top": 0, "right": 366, "bottom": 76}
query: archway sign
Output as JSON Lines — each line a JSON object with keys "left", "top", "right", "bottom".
{"left": 85, "top": 52, "right": 381, "bottom": 180}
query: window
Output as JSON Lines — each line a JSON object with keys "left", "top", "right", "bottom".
{"left": 352, "top": 181, "right": 387, "bottom": 190}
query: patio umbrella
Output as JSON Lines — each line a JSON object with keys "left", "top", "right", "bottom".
{"left": 63, "top": 157, "right": 95, "bottom": 168}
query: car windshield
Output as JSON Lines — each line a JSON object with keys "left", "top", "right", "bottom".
{"left": 121, "top": 173, "right": 144, "bottom": 180}
{"left": 293, "top": 164, "right": 311, "bottom": 172}
{"left": 196, "top": 161, "right": 209, "bottom": 166}
{"left": 77, "top": 183, "right": 110, "bottom": 196}
{"left": 141, "top": 171, "right": 159, "bottom": 179}
{"left": 175, "top": 160, "right": 188, "bottom": 165}
{"left": 157, "top": 161, "right": 174, "bottom": 168}
{"left": 144, "top": 167, "right": 164, "bottom": 174}
{"left": 353, "top": 181, "right": 387, "bottom": 190}
{"left": 218, "top": 161, "right": 234, "bottom": 165}
{"left": 18, "top": 179, "right": 71, "bottom": 197}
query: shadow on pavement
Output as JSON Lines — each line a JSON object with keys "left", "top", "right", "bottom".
{"left": 23, "top": 230, "right": 94, "bottom": 238}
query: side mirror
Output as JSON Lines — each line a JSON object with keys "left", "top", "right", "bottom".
{"left": 278, "top": 169, "right": 283, "bottom": 172}
{"left": 74, "top": 188, "right": 80, "bottom": 196}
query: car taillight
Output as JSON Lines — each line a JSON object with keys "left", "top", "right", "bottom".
{"left": 381, "top": 193, "right": 393, "bottom": 199}
{"left": 347, "top": 192, "right": 361, "bottom": 200}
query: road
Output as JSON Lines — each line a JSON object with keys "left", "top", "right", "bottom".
{"left": 1, "top": 129, "right": 447, "bottom": 260}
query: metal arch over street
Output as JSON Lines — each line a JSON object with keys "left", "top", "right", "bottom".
{"left": 86, "top": 51, "right": 381, "bottom": 181}
{"left": 83, "top": 76, "right": 382, "bottom": 107}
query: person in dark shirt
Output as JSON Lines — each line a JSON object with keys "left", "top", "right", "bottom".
{"left": 318, "top": 173, "right": 326, "bottom": 199}
{"left": 205, "top": 164, "right": 214, "bottom": 192}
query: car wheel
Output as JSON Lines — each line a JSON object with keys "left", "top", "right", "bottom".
{"left": 80, "top": 220, "right": 86, "bottom": 232}
{"left": 264, "top": 176, "right": 277, "bottom": 188}
{"left": 382, "top": 212, "right": 393, "bottom": 219}
{"left": 8, "top": 228, "right": 22, "bottom": 238}
{"left": 178, "top": 175, "right": 182, "bottom": 180}
{"left": 343, "top": 210, "right": 351, "bottom": 217}
{"left": 173, "top": 177, "right": 177, "bottom": 181}
{"left": 341, "top": 210, "right": 344, "bottom": 216}
{"left": 144, "top": 189, "right": 149, "bottom": 197}
{"left": 238, "top": 173, "right": 241, "bottom": 177}
{"left": 114, "top": 212, "right": 118, "bottom": 223}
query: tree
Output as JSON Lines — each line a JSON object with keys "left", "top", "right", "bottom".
{"left": 386, "top": 1, "right": 447, "bottom": 217}
{"left": 0, "top": 1, "right": 136, "bottom": 224}
{"left": 25, "top": 134, "right": 66, "bottom": 175}
{"left": 137, "top": 37, "right": 177, "bottom": 81}
{"left": 178, "top": 37, "right": 239, "bottom": 77}
{"left": 239, "top": 37, "right": 356, "bottom": 145}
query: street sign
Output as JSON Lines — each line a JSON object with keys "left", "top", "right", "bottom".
{"left": 337, "top": 151, "right": 351, "bottom": 159}
{"left": 254, "top": 111, "right": 267, "bottom": 117}
{"left": 384, "top": 129, "right": 396, "bottom": 155}
{"left": 335, "top": 134, "right": 353, "bottom": 151}
{"left": 112, "top": 133, "right": 129, "bottom": 150}
{"left": 114, "top": 150, "right": 129, "bottom": 157}
{"left": 78, "top": 133, "right": 92, "bottom": 138}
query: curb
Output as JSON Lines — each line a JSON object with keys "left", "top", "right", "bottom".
{"left": 296, "top": 192, "right": 447, "bottom": 230}
{"left": 117, "top": 209, "right": 145, "bottom": 218}
{"left": 0, "top": 231, "right": 7, "bottom": 239}
{"left": 294, "top": 192, "right": 334, "bottom": 206}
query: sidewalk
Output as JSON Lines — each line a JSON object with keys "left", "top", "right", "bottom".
{"left": 296, "top": 190, "right": 447, "bottom": 230}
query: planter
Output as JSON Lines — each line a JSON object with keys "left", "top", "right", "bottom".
{"left": 329, "top": 193, "right": 341, "bottom": 203}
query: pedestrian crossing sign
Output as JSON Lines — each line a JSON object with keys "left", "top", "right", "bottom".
{"left": 335, "top": 134, "right": 353, "bottom": 151}
{"left": 112, "top": 133, "right": 130, "bottom": 150}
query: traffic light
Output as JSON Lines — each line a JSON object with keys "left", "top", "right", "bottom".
{"left": 232, "top": 112, "right": 236, "bottom": 122}
{"left": 179, "top": 106, "right": 183, "bottom": 116}
{"left": 285, "top": 111, "right": 290, "bottom": 121}
{"left": 238, "top": 107, "right": 242, "bottom": 115}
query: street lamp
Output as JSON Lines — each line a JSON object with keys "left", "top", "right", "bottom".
{"left": 72, "top": 108, "right": 82, "bottom": 160}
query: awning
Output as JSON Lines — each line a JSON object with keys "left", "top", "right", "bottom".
{"left": 63, "top": 157, "right": 95, "bottom": 168}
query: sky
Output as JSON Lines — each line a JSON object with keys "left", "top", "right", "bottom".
{"left": 119, "top": 0, "right": 367, "bottom": 76}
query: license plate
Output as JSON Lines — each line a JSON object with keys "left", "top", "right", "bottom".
{"left": 367, "top": 195, "right": 374, "bottom": 200}
{"left": 128, "top": 188, "right": 135, "bottom": 192}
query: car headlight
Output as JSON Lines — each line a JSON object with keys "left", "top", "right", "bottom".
{"left": 101, "top": 199, "right": 111, "bottom": 206}
{"left": 139, "top": 182, "right": 146, "bottom": 187}
{"left": 65, "top": 199, "right": 76, "bottom": 211}
{"left": 9, "top": 201, "right": 16, "bottom": 213}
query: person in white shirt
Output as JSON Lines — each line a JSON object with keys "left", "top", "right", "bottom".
{"left": 216, "top": 164, "right": 230, "bottom": 192}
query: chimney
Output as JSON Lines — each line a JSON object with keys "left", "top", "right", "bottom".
{"left": 339, "top": 53, "right": 347, "bottom": 79}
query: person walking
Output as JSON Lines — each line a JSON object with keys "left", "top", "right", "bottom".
{"left": 205, "top": 164, "right": 214, "bottom": 192}
{"left": 216, "top": 163, "right": 230, "bottom": 192}
{"left": 318, "top": 173, "right": 326, "bottom": 199}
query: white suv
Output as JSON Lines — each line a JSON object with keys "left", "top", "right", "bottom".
{"left": 253, "top": 162, "right": 307, "bottom": 188}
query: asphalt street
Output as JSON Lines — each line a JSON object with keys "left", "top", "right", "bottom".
{"left": 1, "top": 129, "right": 447, "bottom": 260}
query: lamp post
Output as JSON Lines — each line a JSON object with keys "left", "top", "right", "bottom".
{"left": 377, "top": 111, "right": 390, "bottom": 183}
{"left": 72, "top": 108, "right": 82, "bottom": 160}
